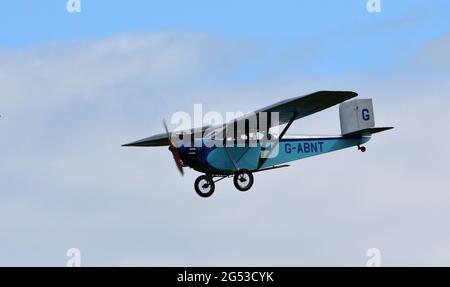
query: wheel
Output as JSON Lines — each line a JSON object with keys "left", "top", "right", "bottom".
{"left": 359, "top": 146, "right": 367, "bottom": 153}
{"left": 233, "top": 169, "right": 254, "bottom": 192}
{"left": 194, "top": 175, "right": 215, "bottom": 198}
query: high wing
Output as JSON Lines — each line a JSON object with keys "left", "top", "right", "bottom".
{"left": 123, "top": 91, "right": 357, "bottom": 147}
{"left": 122, "top": 132, "right": 170, "bottom": 147}
{"left": 210, "top": 90, "right": 358, "bottom": 136}
{"left": 255, "top": 90, "right": 357, "bottom": 125}
{"left": 122, "top": 126, "right": 211, "bottom": 147}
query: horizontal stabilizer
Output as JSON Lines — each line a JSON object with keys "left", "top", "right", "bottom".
{"left": 344, "top": 127, "right": 394, "bottom": 137}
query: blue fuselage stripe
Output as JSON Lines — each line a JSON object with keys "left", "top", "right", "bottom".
{"left": 193, "top": 136, "right": 371, "bottom": 172}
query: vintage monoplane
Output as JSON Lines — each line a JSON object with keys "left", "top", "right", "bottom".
{"left": 123, "top": 91, "right": 392, "bottom": 198}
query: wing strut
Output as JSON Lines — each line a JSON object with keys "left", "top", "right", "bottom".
{"left": 257, "top": 113, "right": 297, "bottom": 169}
{"left": 225, "top": 147, "right": 239, "bottom": 172}
{"left": 278, "top": 113, "right": 297, "bottom": 140}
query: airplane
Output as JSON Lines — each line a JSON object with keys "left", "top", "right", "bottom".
{"left": 123, "top": 91, "right": 393, "bottom": 198}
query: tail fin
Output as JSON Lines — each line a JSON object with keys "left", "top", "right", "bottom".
{"left": 339, "top": 99, "right": 393, "bottom": 137}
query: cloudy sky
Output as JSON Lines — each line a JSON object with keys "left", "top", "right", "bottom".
{"left": 1, "top": 1, "right": 450, "bottom": 266}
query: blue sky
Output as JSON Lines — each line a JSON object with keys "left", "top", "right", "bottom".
{"left": 2, "top": 1, "right": 449, "bottom": 45}
{"left": 1, "top": 1, "right": 450, "bottom": 266}
{"left": 2, "top": 0, "right": 449, "bottom": 76}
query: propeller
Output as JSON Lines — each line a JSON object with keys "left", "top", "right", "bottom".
{"left": 163, "top": 120, "right": 184, "bottom": 176}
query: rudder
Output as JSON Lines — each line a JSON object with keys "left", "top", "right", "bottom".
{"left": 340, "top": 99, "right": 393, "bottom": 137}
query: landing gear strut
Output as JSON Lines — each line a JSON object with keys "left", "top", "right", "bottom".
{"left": 194, "top": 169, "right": 256, "bottom": 198}
{"left": 358, "top": 145, "right": 367, "bottom": 153}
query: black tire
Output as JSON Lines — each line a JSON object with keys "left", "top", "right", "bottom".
{"left": 194, "top": 175, "right": 215, "bottom": 198}
{"left": 360, "top": 146, "right": 367, "bottom": 153}
{"left": 233, "top": 169, "right": 254, "bottom": 192}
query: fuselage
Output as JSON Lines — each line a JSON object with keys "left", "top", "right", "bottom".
{"left": 177, "top": 136, "right": 370, "bottom": 175}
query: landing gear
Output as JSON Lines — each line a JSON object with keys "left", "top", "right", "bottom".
{"left": 194, "top": 170, "right": 255, "bottom": 197}
{"left": 358, "top": 145, "right": 367, "bottom": 153}
{"left": 233, "top": 169, "right": 254, "bottom": 192}
{"left": 194, "top": 175, "right": 215, "bottom": 198}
